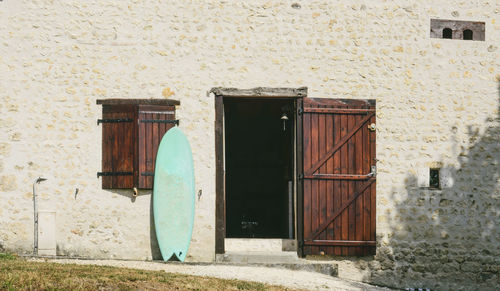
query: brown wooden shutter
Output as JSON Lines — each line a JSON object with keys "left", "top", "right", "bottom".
{"left": 299, "top": 98, "right": 376, "bottom": 256}
{"left": 101, "top": 105, "right": 136, "bottom": 189}
{"left": 138, "top": 105, "right": 177, "bottom": 189}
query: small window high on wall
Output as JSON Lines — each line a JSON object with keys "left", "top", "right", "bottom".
{"left": 442, "top": 28, "right": 452, "bottom": 39}
{"left": 430, "top": 19, "right": 485, "bottom": 41}
{"left": 463, "top": 29, "right": 473, "bottom": 40}
{"left": 97, "top": 99, "right": 180, "bottom": 189}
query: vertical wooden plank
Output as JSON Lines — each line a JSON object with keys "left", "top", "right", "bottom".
{"left": 354, "top": 113, "right": 364, "bottom": 255}
{"left": 303, "top": 109, "right": 312, "bottom": 255}
{"left": 152, "top": 112, "right": 159, "bottom": 185}
{"left": 340, "top": 113, "right": 348, "bottom": 255}
{"left": 215, "top": 95, "right": 225, "bottom": 254}
{"left": 116, "top": 111, "right": 124, "bottom": 188}
{"left": 370, "top": 110, "right": 376, "bottom": 252}
{"left": 146, "top": 112, "right": 153, "bottom": 188}
{"left": 318, "top": 110, "right": 326, "bottom": 244}
{"left": 159, "top": 111, "right": 165, "bottom": 141}
{"left": 347, "top": 114, "right": 356, "bottom": 255}
{"left": 138, "top": 111, "right": 146, "bottom": 188}
{"left": 311, "top": 111, "right": 320, "bottom": 255}
{"left": 333, "top": 114, "right": 341, "bottom": 255}
{"left": 123, "top": 111, "right": 134, "bottom": 188}
{"left": 101, "top": 107, "right": 113, "bottom": 189}
{"left": 111, "top": 111, "right": 120, "bottom": 188}
{"left": 326, "top": 111, "right": 334, "bottom": 244}
{"left": 363, "top": 113, "right": 371, "bottom": 256}
{"left": 133, "top": 106, "right": 139, "bottom": 188}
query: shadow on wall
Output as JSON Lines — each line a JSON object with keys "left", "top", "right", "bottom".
{"left": 150, "top": 195, "right": 162, "bottom": 260}
{"left": 364, "top": 81, "right": 500, "bottom": 290}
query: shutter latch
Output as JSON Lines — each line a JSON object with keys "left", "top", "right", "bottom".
{"left": 368, "top": 165, "right": 377, "bottom": 177}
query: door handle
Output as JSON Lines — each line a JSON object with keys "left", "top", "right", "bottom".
{"left": 367, "top": 165, "right": 376, "bottom": 177}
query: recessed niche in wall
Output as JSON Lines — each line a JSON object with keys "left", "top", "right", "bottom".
{"left": 429, "top": 168, "right": 441, "bottom": 189}
{"left": 430, "top": 19, "right": 485, "bottom": 41}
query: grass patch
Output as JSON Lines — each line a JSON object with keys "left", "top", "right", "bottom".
{"left": 0, "top": 253, "right": 16, "bottom": 260}
{"left": 0, "top": 256, "right": 292, "bottom": 290}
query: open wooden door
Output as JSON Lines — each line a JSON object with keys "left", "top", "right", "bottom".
{"left": 297, "top": 98, "right": 376, "bottom": 256}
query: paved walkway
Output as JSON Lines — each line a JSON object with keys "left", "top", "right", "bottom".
{"left": 33, "top": 258, "right": 391, "bottom": 290}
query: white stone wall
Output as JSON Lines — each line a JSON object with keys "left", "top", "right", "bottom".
{"left": 0, "top": 0, "right": 498, "bottom": 289}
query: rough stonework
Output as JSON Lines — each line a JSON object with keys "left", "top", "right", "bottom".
{"left": 0, "top": 1, "right": 498, "bottom": 290}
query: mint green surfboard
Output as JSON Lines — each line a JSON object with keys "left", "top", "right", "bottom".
{"left": 153, "top": 127, "right": 195, "bottom": 262}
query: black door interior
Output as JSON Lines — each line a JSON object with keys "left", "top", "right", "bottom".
{"left": 224, "top": 98, "right": 294, "bottom": 238}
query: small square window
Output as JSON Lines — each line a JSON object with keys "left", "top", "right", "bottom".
{"left": 429, "top": 168, "right": 440, "bottom": 189}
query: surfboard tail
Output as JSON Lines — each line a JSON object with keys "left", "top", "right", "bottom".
{"left": 160, "top": 250, "right": 187, "bottom": 262}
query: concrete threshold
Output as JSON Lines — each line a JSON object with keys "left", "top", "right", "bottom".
{"left": 215, "top": 251, "right": 338, "bottom": 277}
{"left": 225, "top": 238, "right": 297, "bottom": 252}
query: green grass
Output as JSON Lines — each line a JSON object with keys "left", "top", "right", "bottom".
{"left": 0, "top": 253, "right": 292, "bottom": 290}
{"left": 0, "top": 253, "right": 16, "bottom": 260}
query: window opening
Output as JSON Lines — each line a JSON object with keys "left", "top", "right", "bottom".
{"left": 463, "top": 29, "right": 473, "bottom": 40}
{"left": 442, "top": 28, "right": 452, "bottom": 39}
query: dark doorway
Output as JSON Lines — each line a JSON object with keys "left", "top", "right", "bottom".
{"left": 224, "top": 98, "right": 294, "bottom": 238}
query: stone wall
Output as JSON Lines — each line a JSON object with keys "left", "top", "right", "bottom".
{"left": 0, "top": 0, "right": 498, "bottom": 289}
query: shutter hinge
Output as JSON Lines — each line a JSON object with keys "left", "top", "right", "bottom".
{"left": 140, "top": 119, "right": 180, "bottom": 125}
{"left": 298, "top": 174, "right": 304, "bottom": 180}
{"left": 141, "top": 172, "right": 154, "bottom": 176}
{"left": 97, "top": 172, "right": 133, "bottom": 177}
{"left": 298, "top": 108, "right": 303, "bottom": 115}
{"left": 97, "top": 118, "right": 133, "bottom": 125}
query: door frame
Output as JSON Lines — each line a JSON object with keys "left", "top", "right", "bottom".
{"left": 212, "top": 87, "right": 307, "bottom": 254}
